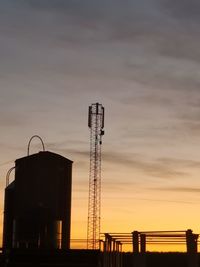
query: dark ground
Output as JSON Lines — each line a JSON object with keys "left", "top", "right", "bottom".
{"left": 0, "top": 250, "right": 199, "bottom": 267}
{"left": 124, "top": 252, "right": 197, "bottom": 267}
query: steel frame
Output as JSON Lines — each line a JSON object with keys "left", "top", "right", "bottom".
{"left": 87, "top": 103, "right": 104, "bottom": 249}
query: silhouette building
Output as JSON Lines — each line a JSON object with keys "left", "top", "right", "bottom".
{"left": 3, "top": 151, "right": 73, "bottom": 250}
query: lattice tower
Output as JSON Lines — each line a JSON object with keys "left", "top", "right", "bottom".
{"left": 87, "top": 103, "right": 105, "bottom": 249}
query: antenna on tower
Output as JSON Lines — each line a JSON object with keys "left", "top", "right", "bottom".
{"left": 87, "top": 102, "right": 105, "bottom": 249}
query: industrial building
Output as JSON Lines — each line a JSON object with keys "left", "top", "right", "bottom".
{"left": 3, "top": 150, "right": 72, "bottom": 250}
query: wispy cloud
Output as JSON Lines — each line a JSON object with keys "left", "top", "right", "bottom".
{"left": 73, "top": 195, "right": 194, "bottom": 205}
{"left": 60, "top": 148, "right": 189, "bottom": 179}
{"left": 157, "top": 158, "right": 200, "bottom": 169}
{"left": 102, "top": 152, "right": 188, "bottom": 179}
{"left": 162, "top": 0, "right": 200, "bottom": 23}
{"left": 152, "top": 186, "right": 200, "bottom": 194}
{"left": 0, "top": 160, "right": 14, "bottom": 167}
{"left": 105, "top": 196, "right": 195, "bottom": 205}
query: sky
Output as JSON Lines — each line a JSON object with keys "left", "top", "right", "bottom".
{"left": 1, "top": 0, "right": 200, "bottom": 251}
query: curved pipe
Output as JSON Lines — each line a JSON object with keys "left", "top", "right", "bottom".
{"left": 6, "top": 167, "right": 15, "bottom": 187}
{"left": 27, "top": 135, "right": 45, "bottom": 156}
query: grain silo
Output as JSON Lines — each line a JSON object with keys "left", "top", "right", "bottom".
{"left": 3, "top": 150, "right": 72, "bottom": 250}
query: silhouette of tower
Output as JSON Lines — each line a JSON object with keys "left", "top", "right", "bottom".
{"left": 87, "top": 103, "right": 105, "bottom": 249}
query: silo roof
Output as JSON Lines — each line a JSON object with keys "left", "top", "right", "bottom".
{"left": 15, "top": 151, "right": 73, "bottom": 164}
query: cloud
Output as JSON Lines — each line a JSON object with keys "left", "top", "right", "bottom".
{"left": 0, "top": 0, "right": 177, "bottom": 47}
{"left": 106, "top": 196, "right": 194, "bottom": 205}
{"left": 0, "top": 142, "right": 24, "bottom": 152}
{"left": 1, "top": 0, "right": 200, "bottom": 96}
{"left": 157, "top": 158, "right": 200, "bottom": 169}
{"left": 0, "top": 160, "right": 14, "bottom": 167}
{"left": 0, "top": 115, "right": 26, "bottom": 128}
{"left": 0, "top": 0, "right": 200, "bottom": 183}
{"left": 60, "top": 148, "right": 188, "bottom": 179}
{"left": 152, "top": 186, "right": 200, "bottom": 194}
{"left": 180, "top": 122, "right": 200, "bottom": 135}
{"left": 162, "top": 0, "right": 200, "bottom": 22}
{"left": 121, "top": 93, "right": 174, "bottom": 107}
{"left": 45, "top": 140, "right": 88, "bottom": 150}
{"left": 73, "top": 178, "right": 137, "bottom": 193}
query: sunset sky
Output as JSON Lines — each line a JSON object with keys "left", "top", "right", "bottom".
{"left": 1, "top": 0, "right": 200, "bottom": 251}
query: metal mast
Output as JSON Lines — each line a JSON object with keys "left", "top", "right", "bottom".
{"left": 87, "top": 103, "right": 105, "bottom": 249}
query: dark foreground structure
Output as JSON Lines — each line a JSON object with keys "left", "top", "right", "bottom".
{"left": 0, "top": 249, "right": 101, "bottom": 267}
{"left": 2, "top": 144, "right": 200, "bottom": 267}
{"left": 1, "top": 250, "right": 200, "bottom": 267}
{"left": 101, "top": 230, "right": 199, "bottom": 267}
{"left": 123, "top": 252, "right": 200, "bottom": 267}
{"left": 3, "top": 151, "right": 72, "bottom": 250}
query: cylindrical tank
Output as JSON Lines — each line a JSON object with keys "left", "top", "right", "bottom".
{"left": 3, "top": 151, "right": 73, "bottom": 250}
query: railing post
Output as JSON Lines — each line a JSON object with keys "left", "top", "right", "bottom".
{"left": 104, "top": 234, "right": 110, "bottom": 267}
{"left": 132, "top": 231, "right": 139, "bottom": 253}
{"left": 132, "top": 231, "right": 146, "bottom": 267}
{"left": 120, "top": 243, "right": 123, "bottom": 267}
{"left": 186, "top": 229, "right": 199, "bottom": 267}
{"left": 140, "top": 234, "right": 146, "bottom": 253}
{"left": 112, "top": 238, "right": 116, "bottom": 267}
{"left": 140, "top": 234, "right": 146, "bottom": 267}
{"left": 132, "top": 231, "right": 139, "bottom": 267}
